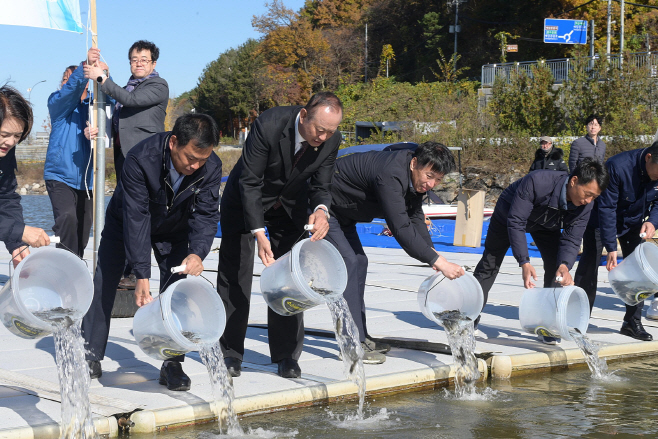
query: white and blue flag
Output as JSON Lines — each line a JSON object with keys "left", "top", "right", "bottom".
{"left": 0, "top": 0, "right": 83, "bottom": 33}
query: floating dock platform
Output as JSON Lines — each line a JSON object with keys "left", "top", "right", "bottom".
{"left": 1, "top": 238, "right": 657, "bottom": 437}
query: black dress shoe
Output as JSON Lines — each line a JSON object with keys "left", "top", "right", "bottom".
{"left": 620, "top": 319, "right": 653, "bottom": 341}
{"left": 277, "top": 358, "right": 301, "bottom": 378}
{"left": 364, "top": 336, "right": 391, "bottom": 354}
{"left": 159, "top": 361, "right": 191, "bottom": 391}
{"left": 225, "top": 357, "right": 242, "bottom": 377}
{"left": 87, "top": 360, "right": 102, "bottom": 379}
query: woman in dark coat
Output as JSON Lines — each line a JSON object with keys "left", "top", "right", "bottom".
{"left": 0, "top": 85, "right": 50, "bottom": 267}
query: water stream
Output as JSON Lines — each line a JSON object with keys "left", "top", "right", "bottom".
{"left": 198, "top": 341, "right": 243, "bottom": 436}
{"left": 433, "top": 310, "right": 481, "bottom": 397}
{"left": 50, "top": 316, "right": 98, "bottom": 439}
{"left": 568, "top": 328, "right": 612, "bottom": 379}
{"left": 326, "top": 297, "right": 366, "bottom": 418}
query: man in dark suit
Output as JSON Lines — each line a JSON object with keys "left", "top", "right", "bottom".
{"left": 81, "top": 114, "right": 222, "bottom": 391}
{"left": 217, "top": 92, "right": 343, "bottom": 379}
{"left": 325, "top": 142, "right": 465, "bottom": 364}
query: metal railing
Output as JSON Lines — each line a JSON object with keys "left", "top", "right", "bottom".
{"left": 481, "top": 52, "right": 658, "bottom": 87}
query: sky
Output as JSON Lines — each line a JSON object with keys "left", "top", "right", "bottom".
{"left": 0, "top": 0, "right": 307, "bottom": 136}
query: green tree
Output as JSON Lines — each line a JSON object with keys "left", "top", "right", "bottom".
{"left": 194, "top": 39, "right": 266, "bottom": 136}
{"left": 489, "top": 62, "right": 560, "bottom": 136}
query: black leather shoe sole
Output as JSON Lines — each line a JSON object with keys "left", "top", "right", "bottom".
{"left": 277, "top": 359, "right": 301, "bottom": 378}
{"left": 620, "top": 326, "right": 653, "bottom": 341}
{"left": 159, "top": 368, "right": 191, "bottom": 391}
{"left": 225, "top": 358, "right": 242, "bottom": 377}
{"left": 88, "top": 361, "right": 102, "bottom": 379}
{"left": 159, "top": 374, "right": 191, "bottom": 391}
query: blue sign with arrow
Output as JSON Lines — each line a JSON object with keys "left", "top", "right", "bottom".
{"left": 544, "top": 19, "right": 588, "bottom": 45}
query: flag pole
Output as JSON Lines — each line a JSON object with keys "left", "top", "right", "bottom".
{"left": 90, "top": 0, "right": 106, "bottom": 272}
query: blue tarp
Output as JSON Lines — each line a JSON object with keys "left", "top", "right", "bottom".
{"left": 355, "top": 219, "right": 543, "bottom": 258}
{"left": 215, "top": 219, "right": 543, "bottom": 259}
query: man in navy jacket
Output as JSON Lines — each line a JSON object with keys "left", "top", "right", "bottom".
{"left": 326, "top": 142, "right": 464, "bottom": 363}
{"left": 81, "top": 114, "right": 222, "bottom": 390}
{"left": 574, "top": 143, "right": 658, "bottom": 341}
{"left": 473, "top": 159, "right": 609, "bottom": 344}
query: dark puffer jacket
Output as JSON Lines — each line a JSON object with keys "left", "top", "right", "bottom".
{"left": 529, "top": 147, "right": 568, "bottom": 172}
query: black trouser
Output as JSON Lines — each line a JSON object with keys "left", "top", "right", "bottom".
{"left": 324, "top": 217, "right": 369, "bottom": 342}
{"left": 81, "top": 223, "right": 187, "bottom": 362}
{"left": 473, "top": 217, "right": 561, "bottom": 324}
{"left": 574, "top": 225, "right": 645, "bottom": 322}
{"left": 45, "top": 180, "right": 93, "bottom": 258}
{"left": 217, "top": 207, "right": 305, "bottom": 363}
{"left": 114, "top": 144, "right": 125, "bottom": 185}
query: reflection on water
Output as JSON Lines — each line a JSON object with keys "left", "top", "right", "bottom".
{"left": 129, "top": 356, "right": 658, "bottom": 438}
{"left": 19, "top": 195, "right": 110, "bottom": 235}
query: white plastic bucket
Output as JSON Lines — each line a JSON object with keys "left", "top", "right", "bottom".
{"left": 417, "top": 272, "right": 484, "bottom": 324}
{"left": 260, "top": 239, "right": 348, "bottom": 316}
{"left": 519, "top": 286, "right": 589, "bottom": 341}
{"left": 608, "top": 242, "right": 658, "bottom": 306}
{"left": 133, "top": 277, "right": 226, "bottom": 360}
{"left": 0, "top": 247, "right": 93, "bottom": 339}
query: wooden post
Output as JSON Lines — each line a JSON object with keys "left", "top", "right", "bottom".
{"left": 453, "top": 189, "right": 485, "bottom": 248}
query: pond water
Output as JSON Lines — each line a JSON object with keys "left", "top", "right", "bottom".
{"left": 20, "top": 194, "right": 109, "bottom": 235}
{"left": 130, "top": 355, "right": 658, "bottom": 439}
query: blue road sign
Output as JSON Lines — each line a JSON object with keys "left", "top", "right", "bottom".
{"left": 544, "top": 19, "right": 588, "bottom": 45}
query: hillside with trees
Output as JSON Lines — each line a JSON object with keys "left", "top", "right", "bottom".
{"left": 172, "top": 0, "right": 658, "bottom": 170}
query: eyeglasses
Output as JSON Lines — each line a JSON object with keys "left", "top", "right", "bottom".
{"left": 130, "top": 58, "right": 152, "bottom": 65}
{"left": 587, "top": 121, "right": 600, "bottom": 127}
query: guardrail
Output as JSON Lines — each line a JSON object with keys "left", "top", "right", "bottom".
{"left": 15, "top": 145, "right": 48, "bottom": 161}
{"left": 481, "top": 52, "right": 658, "bottom": 87}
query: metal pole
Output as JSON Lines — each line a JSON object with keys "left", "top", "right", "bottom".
{"left": 453, "top": 0, "right": 459, "bottom": 73}
{"left": 364, "top": 22, "right": 368, "bottom": 83}
{"left": 620, "top": 0, "right": 625, "bottom": 53}
{"left": 27, "top": 80, "right": 46, "bottom": 105}
{"left": 90, "top": 0, "right": 105, "bottom": 273}
{"left": 590, "top": 20, "right": 595, "bottom": 70}
{"left": 606, "top": 0, "right": 611, "bottom": 58}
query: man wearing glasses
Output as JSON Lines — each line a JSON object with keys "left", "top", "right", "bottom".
{"left": 84, "top": 40, "right": 168, "bottom": 179}
{"left": 568, "top": 115, "right": 606, "bottom": 172}
{"left": 85, "top": 40, "right": 168, "bottom": 288}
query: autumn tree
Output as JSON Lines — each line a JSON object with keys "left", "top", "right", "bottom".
{"left": 253, "top": 0, "right": 331, "bottom": 94}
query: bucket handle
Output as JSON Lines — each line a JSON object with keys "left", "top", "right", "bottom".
{"left": 424, "top": 274, "right": 447, "bottom": 310}
{"left": 289, "top": 229, "right": 312, "bottom": 275}
{"left": 159, "top": 264, "right": 217, "bottom": 322}
{"left": 7, "top": 245, "right": 30, "bottom": 291}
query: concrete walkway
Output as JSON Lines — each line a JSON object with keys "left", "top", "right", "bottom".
{"left": 1, "top": 238, "right": 657, "bottom": 437}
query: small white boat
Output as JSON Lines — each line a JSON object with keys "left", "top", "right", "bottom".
{"left": 422, "top": 203, "right": 494, "bottom": 220}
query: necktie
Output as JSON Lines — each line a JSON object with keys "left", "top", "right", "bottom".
{"left": 293, "top": 141, "right": 309, "bottom": 168}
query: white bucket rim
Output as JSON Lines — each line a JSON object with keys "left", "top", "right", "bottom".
{"left": 160, "top": 277, "right": 224, "bottom": 350}
{"left": 10, "top": 247, "right": 93, "bottom": 330}
{"left": 556, "top": 286, "right": 590, "bottom": 341}
{"left": 637, "top": 242, "right": 658, "bottom": 286}
{"left": 419, "top": 272, "right": 484, "bottom": 323}
{"left": 290, "top": 239, "right": 345, "bottom": 304}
